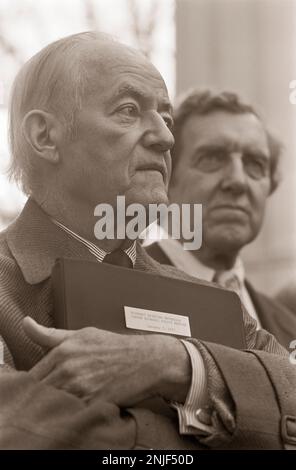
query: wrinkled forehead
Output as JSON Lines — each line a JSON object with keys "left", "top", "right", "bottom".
{"left": 183, "top": 111, "right": 269, "bottom": 152}
{"left": 80, "top": 41, "right": 170, "bottom": 106}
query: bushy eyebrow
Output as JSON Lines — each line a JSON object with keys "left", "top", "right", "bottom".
{"left": 194, "top": 140, "right": 270, "bottom": 159}
{"left": 108, "top": 83, "right": 173, "bottom": 114}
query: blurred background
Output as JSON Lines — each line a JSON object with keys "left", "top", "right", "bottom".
{"left": 0, "top": 0, "right": 296, "bottom": 294}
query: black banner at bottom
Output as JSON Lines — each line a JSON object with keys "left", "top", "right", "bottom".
{"left": 0, "top": 450, "right": 295, "bottom": 467}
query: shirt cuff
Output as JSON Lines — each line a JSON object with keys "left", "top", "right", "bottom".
{"left": 171, "top": 340, "right": 213, "bottom": 436}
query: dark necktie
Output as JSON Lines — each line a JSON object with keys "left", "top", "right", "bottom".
{"left": 103, "top": 250, "right": 133, "bottom": 269}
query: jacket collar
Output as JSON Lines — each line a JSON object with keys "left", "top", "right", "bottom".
{"left": 6, "top": 197, "right": 164, "bottom": 285}
{"left": 6, "top": 198, "right": 99, "bottom": 284}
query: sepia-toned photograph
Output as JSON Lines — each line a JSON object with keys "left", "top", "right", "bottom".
{"left": 0, "top": 0, "right": 296, "bottom": 458}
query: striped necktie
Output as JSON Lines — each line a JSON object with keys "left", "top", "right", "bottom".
{"left": 103, "top": 250, "right": 133, "bottom": 269}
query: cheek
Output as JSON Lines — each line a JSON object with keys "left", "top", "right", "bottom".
{"left": 242, "top": 189, "right": 269, "bottom": 236}
{"left": 172, "top": 170, "right": 209, "bottom": 203}
{"left": 76, "top": 121, "right": 138, "bottom": 162}
{"left": 188, "top": 175, "right": 219, "bottom": 206}
{"left": 250, "top": 181, "right": 270, "bottom": 216}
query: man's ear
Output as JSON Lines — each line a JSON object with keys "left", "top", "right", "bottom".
{"left": 21, "top": 110, "right": 62, "bottom": 164}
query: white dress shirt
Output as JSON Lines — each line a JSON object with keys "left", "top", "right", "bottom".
{"left": 157, "top": 237, "right": 261, "bottom": 329}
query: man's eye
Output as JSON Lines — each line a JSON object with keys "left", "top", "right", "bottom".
{"left": 116, "top": 104, "right": 139, "bottom": 118}
{"left": 195, "top": 151, "right": 227, "bottom": 173}
{"left": 243, "top": 155, "right": 270, "bottom": 180}
{"left": 162, "top": 115, "right": 174, "bottom": 130}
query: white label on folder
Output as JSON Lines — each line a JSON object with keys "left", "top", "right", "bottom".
{"left": 124, "top": 306, "right": 191, "bottom": 337}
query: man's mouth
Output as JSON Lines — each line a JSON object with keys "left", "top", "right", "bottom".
{"left": 211, "top": 205, "right": 249, "bottom": 215}
{"left": 137, "top": 164, "right": 167, "bottom": 181}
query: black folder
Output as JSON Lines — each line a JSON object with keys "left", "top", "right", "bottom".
{"left": 52, "top": 258, "right": 246, "bottom": 349}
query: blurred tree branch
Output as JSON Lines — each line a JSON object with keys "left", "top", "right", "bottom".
{"left": 83, "top": 0, "right": 99, "bottom": 31}
{"left": 0, "top": 32, "right": 17, "bottom": 56}
{"left": 0, "top": 31, "right": 23, "bottom": 65}
{"left": 128, "top": 0, "right": 158, "bottom": 59}
{"left": 0, "top": 7, "right": 26, "bottom": 66}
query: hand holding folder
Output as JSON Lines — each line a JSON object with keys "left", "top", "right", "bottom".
{"left": 50, "top": 258, "right": 246, "bottom": 416}
{"left": 52, "top": 258, "right": 246, "bottom": 349}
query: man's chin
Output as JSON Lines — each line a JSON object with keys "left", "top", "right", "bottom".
{"left": 206, "top": 226, "right": 252, "bottom": 252}
{"left": 150, "top": 188, "right": 169, "bottom": 205}
{"left": 126, "top": 187, "right": 169, "bottom": 207}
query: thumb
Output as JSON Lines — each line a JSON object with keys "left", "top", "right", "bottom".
{"left": 23, "top": 316, "right": 72, "bottom": 349}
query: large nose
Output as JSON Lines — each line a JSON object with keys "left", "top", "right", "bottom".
{"left": 142, "top": 112, "right": 175, "bottom": 153}
{"left": 221, "top": 153, "right": 248, "bottom": 194}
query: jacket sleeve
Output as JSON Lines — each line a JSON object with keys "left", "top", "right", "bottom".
{"left": 186, "top": 306, "right": 296, "bottom": 449}
{"left": 250, "top": 349, "right": 296, "bottom": 450}
{"left": 194, "top": 341, "right": 289, "bottom": 449}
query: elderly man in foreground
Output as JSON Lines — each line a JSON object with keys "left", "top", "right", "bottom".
{"left": 0, "top": 32, "right": 295, "bottom": 450}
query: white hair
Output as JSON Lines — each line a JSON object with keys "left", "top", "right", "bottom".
{"left": 8, "top": 31, "right": 115, "bottom": 194}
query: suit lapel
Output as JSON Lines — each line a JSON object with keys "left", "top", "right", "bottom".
{"left": 6, "top": 198, "right": 96, "bottom": 285}
{"left": 145, "top": 242, "right": 173, "bottom": 266}
{"left": 246, "top": 280, "right": 296, "bottom": 349}
{"left": 135, "top": 242, "right": 176, "bottom": 276}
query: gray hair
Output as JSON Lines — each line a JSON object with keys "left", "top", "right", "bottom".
{"left": 8, "top": 31, "right": 114, "bottom": 194}
{"left": 171, "top": 89, "right": 283, "bottom": 194}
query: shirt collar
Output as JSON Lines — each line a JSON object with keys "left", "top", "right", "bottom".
{"left": 157, "top": 237, "right": 214, "bottom": 281}
{"left": 215, "top": 257, "right": 245, "bottom": 287}
{"left": 157, "top": 236, "right": 245, "bottom": 284}
{"left": 52, "top": 219, "right": 137, "bottom": 267}
{"left": 152, "top": 235, "right": 261, "bottom": 327}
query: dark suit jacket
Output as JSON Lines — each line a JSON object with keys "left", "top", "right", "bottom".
{"left": 146, "top": 242, "right": 296, "bottom": 351}
{"left": 275, "top": 282, "right": 296, "bottom": 318}
{"left": 0, "top": 199, "right": 296, "bottom": 450}
{"left": 246, "top": 281, "right": 296, "bottom": 351}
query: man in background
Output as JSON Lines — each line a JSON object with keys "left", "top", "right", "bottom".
{"left": 147, "top": 89, "right": 296, "bottom": 350}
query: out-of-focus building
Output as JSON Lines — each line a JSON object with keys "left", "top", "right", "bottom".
{"left": 175, "top": 0, "right": 296, "bottom": 294}
{"left": 0, "top": 107, "right": 26, "bottom": 229}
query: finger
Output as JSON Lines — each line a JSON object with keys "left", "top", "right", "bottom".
{"left": 42, "top": 371, "right": 84, "bottom": 398}
{"left": 29, "top": 351, "right": 56, "bottom": 381}
{"left": 41, "top": 366, "right": 66, "bottom": 388}
{"left": 23, "top": 317, "right": 72, "bottom": 349}
{"left": 41, "top": 361, "right": 88, "bottom": 399}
